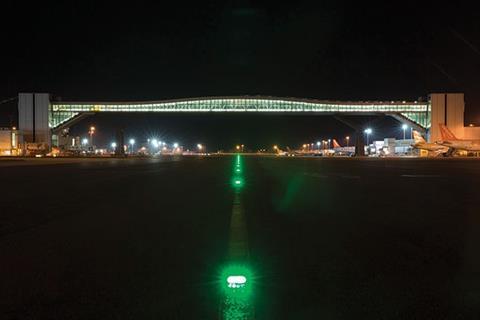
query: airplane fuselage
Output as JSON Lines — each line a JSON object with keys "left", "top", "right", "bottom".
{"left": 414, "top": 142, "right": 448, "bottom": 153}
{"left": 440, "top": 140, "right": 480, "bottom": 152}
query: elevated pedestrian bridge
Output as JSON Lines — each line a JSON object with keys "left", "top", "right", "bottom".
{"left": 49, "top": 96, "right": 431, "bottom": 131}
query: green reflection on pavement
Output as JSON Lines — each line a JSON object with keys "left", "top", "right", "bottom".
{"left": 219, "top": 264, "right": 255, "bottom": 320}
{"left": 232, "top": 154, "right": 244, "bottom": 190}
{"left": 219, "top": 155, "right": 254, "bottom": 319}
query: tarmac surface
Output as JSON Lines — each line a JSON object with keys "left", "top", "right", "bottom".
{"left": 1, "top": 156, "right": 480, "bottom": 319}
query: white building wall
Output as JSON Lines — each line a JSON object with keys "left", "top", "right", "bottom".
{"left": 429, "top": 93, "right": 445, "bottom": 142}
{"left": 464, "top": 127, "right": 480, "bottom": 139}
{"left": 18, "top": 93, "right": 34, "bottom": 143}
{"left": 34, "top": 93, "right": 51, "bottom": 146}
{"left": 429, "top": 93, "right": 465, "bottom": 142}
{"left": 446, "top": 93, "right": 465, "bottom": 138}
{"left": 18, "top": 93, "right": 51, "bottom": 148}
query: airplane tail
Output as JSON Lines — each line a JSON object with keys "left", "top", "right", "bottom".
{"left": 332, "top": 139, "right": 341, "bottom": 148}
{"left": 439, "top": 124, "right": 458, "bottom": 140}
{"left": 412, "top": 130, "right": 426, "bottom": 144}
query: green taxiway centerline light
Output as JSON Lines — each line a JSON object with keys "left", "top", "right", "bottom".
{"left": 220, "top": 264, "right": 254, "bottom": 297}
{"left": 227, "top": 275, "right": 247, "bottom": 288}
{"left": 233, "top": 178, "right": 244, "bottom": 188}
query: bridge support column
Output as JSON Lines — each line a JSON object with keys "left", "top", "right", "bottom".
{"left": 333, "top": 114, "right": 387, "bottom": 157}
{"left": 355, "top": 133, "right": 365, "bottom": 156}
{"left": 18, "top": 93, "right": 51, "bottom": 153}
{"left": 333, "top": 115, "right": 367, "bottom": 157}
{"left": 115, "top": 129, "right": 125, "bottom": 156}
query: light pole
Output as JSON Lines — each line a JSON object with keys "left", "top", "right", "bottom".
{"left": 402, "top": 124, "right": 408, "bottom": 140}
{"left": 88, "top": 126, "right": 95, "bottom": 148}
{"left": 346, "top": 136, "right": 350, "bottom": 147}
{"left": 197, "top": 144, "right": 203, "bottom": 153}
{"left": 364, "top": 128, "right": 372, "bottom": 146}
{"left": 111, "top": 142, "right": 117, "bottom": 153}
{"left": 327, "top": 139, "right": 331, "bottom": 149}
{"left": 316, "top": 141, "right": 321, "bottom": 151}
{"left": 82, "top": 138, "right": 88, "bottom": 149}
{"left": 129, "top": 138, "right": 135, "bottom": 154}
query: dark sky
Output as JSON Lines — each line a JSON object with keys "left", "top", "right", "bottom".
{"left": 1, "top": 1, "right": 480, "bottom": 147}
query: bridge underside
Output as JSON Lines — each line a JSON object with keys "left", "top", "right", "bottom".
{"left": 51, "top": 111, "right": 429, "bottom": 135}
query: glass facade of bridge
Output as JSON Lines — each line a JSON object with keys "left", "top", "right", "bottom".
{"left": 49, "top": 98, "right": 430, "bottom": 129}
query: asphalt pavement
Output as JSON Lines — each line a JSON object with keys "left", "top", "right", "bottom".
{"left": 1, "top": 156, "right": 479, "bottom": 319}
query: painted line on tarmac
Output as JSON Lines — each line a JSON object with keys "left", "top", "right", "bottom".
{"left": 220, "top": 155, "right": 254, "bottom": 319}
{"left": 228, "top": 192, "right": 249, "bottom": 260}
{"left": 303, "top": 172, "right": 360, "bottom": 179}
{"left": 401, "top": 174, "right": 443, "bottom": 178}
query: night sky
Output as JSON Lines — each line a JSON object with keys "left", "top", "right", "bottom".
{"left": 1, "top": 1, "right": 479, "bottom": 148}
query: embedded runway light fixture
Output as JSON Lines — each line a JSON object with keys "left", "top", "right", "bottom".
{"left": 227, "top": 275, "right": 247, "bottom": 288}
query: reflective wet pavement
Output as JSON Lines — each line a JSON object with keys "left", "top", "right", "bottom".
{"left": 1, "top": 156, "right": 480, "bottom": 319}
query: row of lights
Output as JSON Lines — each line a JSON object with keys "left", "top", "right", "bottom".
{"left": 302, "top": 136, "right": 351, "bottom": 150}
{"left": 109, "top": 139, "right": 204, "bottom": 151}
{"left": 81, "top": 126, "right": 205, "bottom": 151}
{"left": 84, "top": 123, "right": 421, "bottom": 151}
{"left": 303, "top": 124, "right": 409, "bottom": 149}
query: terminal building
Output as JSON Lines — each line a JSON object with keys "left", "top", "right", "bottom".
{"left": 15, "top": 92, "right": 480, "bottom": 153}
{"left": 0, "top": 127, "right": 19, "bottom": 156}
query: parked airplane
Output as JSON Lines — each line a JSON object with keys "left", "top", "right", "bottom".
{"left": 438, "top": 124, "right": 480, "bottom": 152}
{"left": 332, "top": 139, "right": 355, "bottom": 156}
{"left": 412, "top": 130, "right": 448, "bottom": 156}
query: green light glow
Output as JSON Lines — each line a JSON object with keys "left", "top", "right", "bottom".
{"left": 227, "top": 275, "right": 247, "bottom": 288}
{"left": 219, "top": 264, "right": 255, "bottom": 319}
{"left": 232, "top": 177, "right": 244, "bottom": 188}
{"left": 220, "top": 264, "right": 254, "bottom": 297}
{"left": 231, "top": 155, "right": 244, "bottom": 189}
{"left": 222, "top": 155, "right": 252, "bottom": 319}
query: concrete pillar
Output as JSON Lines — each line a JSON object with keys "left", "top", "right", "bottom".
{"left": 355, "top": 132, "right": 365, "bottom": 156}
{"left": 18, "top": 93, "right": 51, "bottom": 148}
